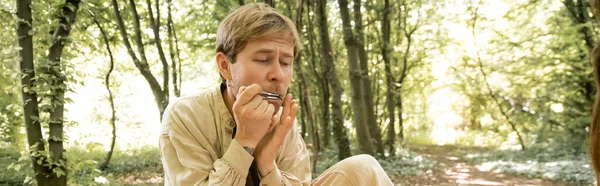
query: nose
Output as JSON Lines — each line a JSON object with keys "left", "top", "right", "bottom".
{"left": 267, "top": 56, "right": 284, "bottom": 82}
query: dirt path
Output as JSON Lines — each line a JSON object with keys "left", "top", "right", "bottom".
{"left": 392, "top": 145, "right": 573, "bottom": 186}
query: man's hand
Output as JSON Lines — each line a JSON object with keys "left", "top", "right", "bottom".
{"left": 232, "top": 84, "right": 278, "bottom": 150}
{"left": 254, "top": 93, "right": 299, "bottom": 177}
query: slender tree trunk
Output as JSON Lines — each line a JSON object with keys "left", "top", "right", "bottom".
{"left": 320, "top": 75, "right": 331, "bottom": 148}
{"left": 352, "top": 0, "right": 383, "bottom": 156}
{"left": 94, "top": 17, "right": 117, "bottom": 171}
{"left": 265, "top": 0, "right": 275, "bottom": 8}
{"left": 16, "top": 0, "right": 50, "bottom": 184}
{"left": 238, "top": 0, "right": 245, "bottom": 6}
{"left": 304, "top": 2, "right": 330, "bottom": 148}
{"left": 112, "top": 0, "right": 167, "bottom": 119}
{"left": 293, "top": 0, "right": 319, "bottom": 172}
{"left": 146, "top": 0, "right": 170, "bottom": 110}
{"left": 469, "top": 3, "right": 526, "bottom": 150}
{"left": 396, "top": 15, "right": 415, "bottom": 144}
{"left": 45, "top": 1, "right": 80, "bottom": 185}
{"left": 166, "top": 0, "right": 181, "bottom": 97}
{"left": 168, "top": 0, "right": 183, "bottom": 96}
{"left": 397, "top": 92, "right": 404, "bottom": 141}
{"left": 17, "top": 0, "right": 80, "bottom": 185}
{"left": 316, "top": 0, "right": 351, "bottom": 160}
{"left": 381, "top": 0, "right": 396, "bottom": 155}
{"left": 337, "top": 0, "right": 373, "bottom": 155}
{"left": 298, "top": 84, "right": 307, "bottom": 138}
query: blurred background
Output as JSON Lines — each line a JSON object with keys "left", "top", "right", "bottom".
{"left": 1, "top": 0, "right": 597, "bottom": 185}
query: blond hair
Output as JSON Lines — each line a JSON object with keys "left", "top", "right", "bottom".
{"left": 216, "top": 3, "right": 301, "bottom": 62}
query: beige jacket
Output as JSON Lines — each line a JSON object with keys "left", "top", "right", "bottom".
{"left": 160, "top": 84, "right": 311, "bottom": 186}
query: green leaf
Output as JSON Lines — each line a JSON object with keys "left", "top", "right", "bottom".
{"left": 27, "top": 30, "right": 34, "bottom": 36}
{"left": 14, "top": 163, "right": 22, "bottom": 171}
{"left": 66, "top": 3, "right": 76, "bottom": 12}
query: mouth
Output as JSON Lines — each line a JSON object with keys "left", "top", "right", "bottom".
{"left": 260, "top": 91, "right": 283, "bottom": 102}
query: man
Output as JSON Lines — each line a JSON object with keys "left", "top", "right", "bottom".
{"left": 160, "top": 3, "right": 394, "bottom": 186}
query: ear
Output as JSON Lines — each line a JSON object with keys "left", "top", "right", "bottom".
{"left": 216, "top": 52, "right": 232, "bottom": 80}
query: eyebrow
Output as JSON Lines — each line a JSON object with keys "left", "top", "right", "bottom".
{"left": 255, "top": 49, "right": 293, "bottom": 58}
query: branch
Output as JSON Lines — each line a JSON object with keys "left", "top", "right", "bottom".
{"left": 92, "top": 13, "right": 117, "bottom": 171}
{"left": 146, "top": 0, "right": 169, "bottom": 100}
{"left": 166, "top": 0, "right": 181, "bottom": 96}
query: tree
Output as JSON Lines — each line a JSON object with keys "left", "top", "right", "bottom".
{"left": 353, "top": 0, "right": 384, "bottom": 156}
{"left": 110, "top": 0, "right": 170, "bottom": 119}
{"left": 16, "top": 0, "right": 81, "bottom": 185}
{"left": 91, "top": 12, "right": 117, "bottom": 171}
{"left": 316, "top": 0, "right": 352, "bottom": 160}
{"left": 381, "top": 0, "right": 397, "bottom": 155}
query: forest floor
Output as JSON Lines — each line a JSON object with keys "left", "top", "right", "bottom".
{"left": 392, "top": 145, "right": 574, "bottom": 186}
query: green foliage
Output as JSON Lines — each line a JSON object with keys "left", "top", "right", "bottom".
{"left": 457, "top": 146, "right": 595, "bottom": 185}
{"left": 313, "top": 147, "right": 437, "bottom": 179}
{"left": 0, "top": 146, "right": 162, "bottom": 185}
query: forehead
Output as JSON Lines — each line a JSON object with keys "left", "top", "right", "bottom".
{"left": 243, "top": 37, "right": 294, "bottom": 57}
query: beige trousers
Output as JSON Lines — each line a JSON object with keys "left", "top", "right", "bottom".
{"left": 311, "top": 155, "right": 394, "bottom": 186}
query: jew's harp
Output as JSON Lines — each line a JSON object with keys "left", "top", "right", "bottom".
{"left": 260, "top": 91, "right": 283, "bottom": 101}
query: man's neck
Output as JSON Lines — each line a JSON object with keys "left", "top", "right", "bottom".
{"left": 221, "top": 83, "right": 235, "bottom": 116}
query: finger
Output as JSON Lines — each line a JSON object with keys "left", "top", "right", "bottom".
{"left": 256, "top": 99, "right": 269, "bottom": 112}
{"left": 265, "top": 103, "right": 275, "bottom": 115}
{"left": 238, "top": 86, "right": 247, "bottom": 95}
{"left": 288, "top": 101, "right": 298, "bottom": 119}
{"left": 243, "top": 94, "right": 262, "bottom": 110}
{"left": 275, "top": 116, "right": 294, "bottom": 139}
{"left": 281, "top": 94, "right": 293, "bottom": 119}
{"left": 236, "top": 84, "right": 263, "bottom": 106}
{"left": 268, "top": 115, "right": 278, "bottom": 132}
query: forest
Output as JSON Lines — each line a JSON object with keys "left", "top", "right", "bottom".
{"left": 0, "top": 0, "right": 597, "bottom": 185}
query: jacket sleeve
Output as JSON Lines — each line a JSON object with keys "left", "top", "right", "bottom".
{"left": 259, "top": 120, "right": 312, "bottom": 186}
{"left": 160, "top": 100, "right": 254, "bottom": 186}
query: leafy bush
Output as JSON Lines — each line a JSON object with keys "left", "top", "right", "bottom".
{"left": 0, "top": 146, "right": 162, "bottom": 186}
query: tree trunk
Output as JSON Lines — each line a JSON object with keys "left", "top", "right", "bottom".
{"left": 304, "top": 1, "right": 330, "bottom": 149}
{"left": 298, "top": 83, "right": 307, "bottom": 138}
{"left": 17, "top": 0, "right": 80, "bottom": 185}
{"left": 146, "top": 0, "right": 170, "bottom": 105}
{"left": 45, "top": 1, "right": 81, "bottom": 185}
{"left": 293, "top": 0, "right": 319, "bottom": 172}
{"left": 396, "top": 10, "right": 415, "bottom": 143}
{"left": 469, "top": 4, "right": 526, "bottom": 150}
{"left": 112, "top": 0, "right": 167, "bottom": 119}
{"left": 352, "top": 0, "right": 383, "bottom": 156}
{"left": 563, "top": 0, "right": 595, "bottom": 103}
{"left": 381, "top": 0, "right": 396, "bottom": 156}
{"left": 316, "top": 0, "right": 351, "bottom": 160}
{"left": 93, "top": 16, "right": 117, "bottom": 171}
{"left": 166, "top": 0, "right": 181, "bottom": 97}
{"left": 265, "top": 0, "right": 275, "bottom": 8}
{"left": 397, "top": 92, "right": 404, "bottom": 141}
{"left": 337, "top": 0, "right": 373, "bottom": 155}
{"left": 320, "top": 74, "right": 331, "bottom": 148}
{"left": 16, "top": 0, "right": 50, "bottom": 184}
{"left": 238, "top": 0, "right": 245, "bottom": 6}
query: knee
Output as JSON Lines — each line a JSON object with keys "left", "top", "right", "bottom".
{"left": 338, "top": 154, "right": 382, "bottom": 173}
{"left": 346, "top": 154, "right": 379, "bottom": 166}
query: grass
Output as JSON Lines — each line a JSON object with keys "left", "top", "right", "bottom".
{"left": 1, "top": 143, "right": 436, "bottom": 185}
